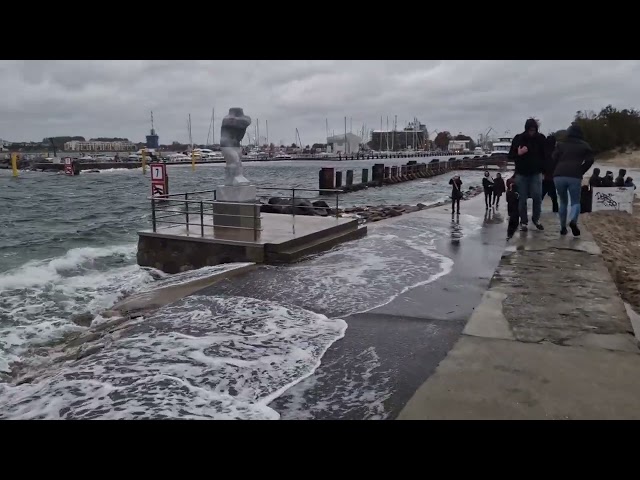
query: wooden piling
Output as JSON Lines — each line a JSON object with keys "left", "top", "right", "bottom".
{"left": 346, "top": 169, "right": 354, "bottom": 186}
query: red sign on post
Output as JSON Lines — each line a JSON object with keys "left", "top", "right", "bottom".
{"left": 150, "top": 163, "right": 169, "bottom": 199}
{"left": 63, "top": 157, "right": 74, "bottom": 176}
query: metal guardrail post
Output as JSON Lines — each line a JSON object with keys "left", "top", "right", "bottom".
{"left": 185, "top": 193, "right": 190, "bottom": 232}
{"left": 253, "top": 203, "right": 258, "bottom": 242}
{"left": 200, "top": 201, "right": 204, "bottom": 236}
{"left": 151, "top": 198, "right": 157, "bottom": 232}
{"left": 292, "top": 188, "right": 296, "bottom": 218}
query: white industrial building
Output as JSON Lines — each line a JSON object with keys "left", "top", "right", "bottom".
{"left": 64, "top": 140, "right": 137, "bottom": 151}
{"left": 326, "top": 133, "right": 362, "bottom": 155}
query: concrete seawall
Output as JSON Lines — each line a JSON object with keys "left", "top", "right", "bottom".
{"left": 399, "top": 211, "right": 640, "bottom": 420}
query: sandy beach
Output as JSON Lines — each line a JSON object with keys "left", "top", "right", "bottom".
{"left": 595, "top": 149, "right": 640, "bottom": 169}
{"left": 581, "top": 196, "right": 640, "bottom": 312}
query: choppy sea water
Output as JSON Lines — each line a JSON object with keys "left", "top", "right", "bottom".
{"left": 0, "top": 159, "right": 489, "bottom": 419}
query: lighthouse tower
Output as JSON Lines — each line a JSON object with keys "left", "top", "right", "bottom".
{"left": 146, "top": 111, "right": 159, "bottom": 149}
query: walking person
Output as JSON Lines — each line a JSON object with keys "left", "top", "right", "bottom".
{"left": 492, "top": 172, "right": 506, "bottom": 208}
{"left": 482, "top": 171, "right": 494, "bottom": 209}
{"left": 541, "top": 135, "right": 559, "bottom": 212}
{"left": 508, "top": 118, "right": 547, "bottom": 231}
{"left": 449, "top": 174, "right": 463, "bottom": 216}
{"left": 552, "top": 123, "right": 594, "bottom": 236}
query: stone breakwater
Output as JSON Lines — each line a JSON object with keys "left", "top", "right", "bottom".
{"left": 261, "top": 185, "right": 484, "bottom": 223}
{"left": 344, "top": 185, "right": 484, "bottom": 223}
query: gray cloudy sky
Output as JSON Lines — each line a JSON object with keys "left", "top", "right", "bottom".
{"left": 1, "top": 60, "right": 639, "bottom": 145}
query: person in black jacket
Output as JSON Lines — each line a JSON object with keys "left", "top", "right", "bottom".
{"left": 615, "top": 168, "right": 627, "bottom": 187}
{"left": 588, "top": 168, "right": 602, "bottom": 187}
{"left": 508, "top": 118, "right": 546, "bottom": 231}
{"left": 541, "top": 135, "right": 559, "bottom": 213}
{"left": 625, "top": 177, "right": 636, "bottom": 189}
{"left": 449, "top": 174, "right": 463, "bottom": 216}
{"left": 482, "top": 171, "right": 494, "bottom": 209}
{"left": 492, "top": 172, "right": 506, "bottom": 208}
{"left": 601, "top": 171, "right": 614, "bottom": 187}
{"left": 552, "top": 123, "right": 594, "bottom": 237}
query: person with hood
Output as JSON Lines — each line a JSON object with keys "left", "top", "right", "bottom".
{"left": 588, "top": 168, "right": 603, "bottom": 187}
{"left": 508, "top": 118, "right": 547, "bottom": 231}
{"left": 482, "top": 171, "right": 494, "bottom": 209}
{"left": 449, "top": 174, "right": 463, "bottom": 216}
{"left": 493, "top": 172, "right": 506, "bottom": 208}
{"left": 601, "top": 171, "right": 615, "bottom": 187}
{"left": 615, "top": 168, "right": 627, "bottom": 187}
{"left": 552, "top": 123, "right": 594, "bottom": 237}
{"left": 541, "top": 135, "right": 559, "bottom": 213}
{"left": 625, "top": 176, "right": 636, "bottom": 189}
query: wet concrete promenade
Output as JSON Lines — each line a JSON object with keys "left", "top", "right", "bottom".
{"left": 399, "top": 211, "right": 640, "bottom": 420}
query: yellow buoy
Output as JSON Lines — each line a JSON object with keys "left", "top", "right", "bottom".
{"left": 11, "top": 153, "right": 18, "bottom": 177}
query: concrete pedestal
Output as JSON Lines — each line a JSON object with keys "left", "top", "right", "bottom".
{"left": 213, "top": 185, "right": 261, "bottom": 241}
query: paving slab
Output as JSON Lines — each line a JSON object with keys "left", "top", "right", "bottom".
{"left": 398, "top": 335, "right": 640, "bottom": 420}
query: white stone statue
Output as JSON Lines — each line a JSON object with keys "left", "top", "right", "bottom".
{"left": 220, "top": 107, "right": 251, "bottom": 186}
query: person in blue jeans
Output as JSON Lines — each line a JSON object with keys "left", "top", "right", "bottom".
{"left": 551, "top": 123, "right": 594, "bottom": 237}
{"left": 508, "top": 118, "right": 547, "bottom": 231}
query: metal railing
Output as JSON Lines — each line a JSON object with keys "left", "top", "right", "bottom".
{"left": 148, "top": 187, "right": 344, "bottom": 239}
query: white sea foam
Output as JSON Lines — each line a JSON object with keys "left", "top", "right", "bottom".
{"left": 0, "top": 243, "right": 253, "bottom": 374}
{"left": 233, "top": 213, "right": 469, "bottom": 317}
{"left": 0, "top": 295, "right": 347, "bottom": 419}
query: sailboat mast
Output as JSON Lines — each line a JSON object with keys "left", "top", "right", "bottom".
{"left": 379, "top": 116, "right": 383, "bottom": 151}
{"left": 266, "top": 120, "right": 269, "bottom": 145}
{"left": 212, "top": 108, "right": 215, "bottom": 145}
{"left": 344, "top": 116, "right": 348, "bottom": 154}
{"left": 386, "top": 116, "right": 389, "bottom": 151}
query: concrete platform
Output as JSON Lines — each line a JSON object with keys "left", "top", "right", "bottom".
{"left": 398, "top": 211, "right": 640, "bottom": 420}
{"left": 137, "top": 213, "right": 367, "bottom": 273}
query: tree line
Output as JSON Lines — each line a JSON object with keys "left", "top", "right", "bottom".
{"left": 552, "top": 105, "right": 640, "bottom": 154}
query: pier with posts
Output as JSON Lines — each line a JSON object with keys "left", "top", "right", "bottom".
{"left": 318, "top": 155, "right": 508, "bottom": 193}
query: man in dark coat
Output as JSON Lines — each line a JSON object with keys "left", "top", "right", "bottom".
{"left": 508, "top": 118, "right": 547, "bottom": 231}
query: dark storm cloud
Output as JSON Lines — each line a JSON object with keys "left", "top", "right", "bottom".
{"left": 1, "top": 60, "right": 639, "bottom": 144}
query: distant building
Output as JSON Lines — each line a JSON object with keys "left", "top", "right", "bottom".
{"left": 448, "top": 140, "right": 469, "bottom": 152}
{"left": 370, "top": 119, "right": 428, "bottom": 151}
{"left": 327, "top": 133, "right": 362, "bottom": 155}
{"left": 64, "top": 140, "right": 137, "bottom": 151}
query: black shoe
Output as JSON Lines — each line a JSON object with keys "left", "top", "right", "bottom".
{"left": 560, "top": 227, "right": 568, "bottom": 236}
{"left": 569, "top": 221, "right": 580, "bottom": 237}
{"left": 552, "top": 207, "right": 559, "bottom": 213}
{"left": 520, "top": 223, "right": 528, "bottom": 232}
{"left": 534, "top": 222, "right": 544, "bottom": 231}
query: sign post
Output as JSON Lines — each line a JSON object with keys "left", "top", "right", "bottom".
{"left": 150, "top": 162, "right": 169, "bottom": 200}
{"left": 63, "top": 157, "right": 74, "bottom": 176}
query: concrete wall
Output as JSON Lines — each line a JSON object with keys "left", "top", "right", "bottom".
{"left": 137, "top": 234, "right": 264, "bottom": 274}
